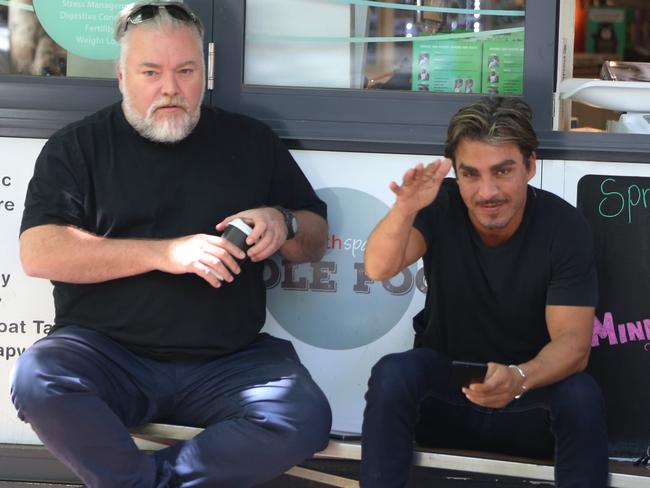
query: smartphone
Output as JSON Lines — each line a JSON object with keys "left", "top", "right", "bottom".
{"left": 450, "top": 360, "right": 488, "bottom": 388}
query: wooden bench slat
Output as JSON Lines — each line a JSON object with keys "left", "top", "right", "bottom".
{"left": 130, "top": 423, "right": 650, "bottom": 487}
{"left": 285, "top": 466, "right": 359, "bottom": 487}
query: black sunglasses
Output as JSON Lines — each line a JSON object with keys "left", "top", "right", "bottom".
{"left": 123, "top": 1, "right": 198, "bottom": 34}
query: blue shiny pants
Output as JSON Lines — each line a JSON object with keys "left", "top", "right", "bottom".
{"left": 11, "top": 326, "right": 332, "bottom": 488}
{"left": 360, "top": 348, "right": 609, "bottom": 488}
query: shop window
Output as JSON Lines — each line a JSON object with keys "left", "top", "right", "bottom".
{"left": 1, "top": 0, "right": 648, "bottom": 161}
{"left": 563, "top": 0, "right": 650, "bottom": 135}
{"left": 213, "top": 0, "right": 551, "bottom": 150}
{"left": 244, "top": 0, "right": 526, "bottom": 96}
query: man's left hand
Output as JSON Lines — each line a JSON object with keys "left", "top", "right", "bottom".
{"left": 462, "top": 362, "right": 525, "bottom": 408}
{"left": 216, "top": 207, "right": 288, "bottom": 262}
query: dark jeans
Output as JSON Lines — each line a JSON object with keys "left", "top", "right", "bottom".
{"left": 10, "top": 326, "right": 332, "bottom": 488}
{"left": 360, "top": 348, "right": 608, "bottom": 488}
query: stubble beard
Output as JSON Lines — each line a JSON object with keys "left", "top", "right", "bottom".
{"left": 472, "top": 197, "right": 522, "bottom": 231}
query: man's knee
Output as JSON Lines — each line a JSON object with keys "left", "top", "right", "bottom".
{"left": 249, "top": 372, "right": 331, "bottom": 451}
{"left": 11, "top": 343, "right": 89, "bottom": 421}
{"left": 367, "top": 354, "right": 410, "bottom": 398}
{"left": 553, "top": 373, "right": 604, "bottom": 406}
{"left": 294, "top": 380, "right": 332, "bottom": 452}
{"left": 550, "top": 373, "right": 606, "bottom": 424}
{"left": 11, "top": 346, "right": 57, "bottom": 419}
{"left": 367, "top": 350, "right": 443, "bottom": 401}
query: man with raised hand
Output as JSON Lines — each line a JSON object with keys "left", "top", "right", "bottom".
{"left": 361, "top": 97, "right": 608, "bottom": 488}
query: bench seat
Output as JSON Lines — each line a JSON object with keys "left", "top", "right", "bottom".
{"left": 130, "top": 423, "right": 650, "bottom": 488}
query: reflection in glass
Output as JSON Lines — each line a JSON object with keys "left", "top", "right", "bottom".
{"left": 0, "top": 0, "right": 116, "bottom": 79}
{"left": 568, "top": 1, "right": 650, "bottom": 135}
{"left": 0, "top": 1, "right": 66, "bottom": 76}
{"left": 244, "top": 0, "right": 525, "bottom": 95}
{"left": 0, "top": 6, "right": 8, "bottom": 73}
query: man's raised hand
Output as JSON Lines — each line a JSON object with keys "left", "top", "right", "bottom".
{"left": 390, "top": 158, "right": 452, "bottom": 216}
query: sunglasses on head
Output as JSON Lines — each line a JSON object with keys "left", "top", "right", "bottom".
{"left": 122, "top": 1, "right": 198, "bottom": 34}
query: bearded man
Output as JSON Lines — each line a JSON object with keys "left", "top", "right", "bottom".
{"left": 11, "top": 2, "right": 331, "bottom": 487}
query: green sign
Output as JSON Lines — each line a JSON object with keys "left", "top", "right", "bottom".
{"left": 481, "top": 33, "right": 524, "bottom": 96}
{"left": 412, "top": 32, "right": 524, "bottom": 96}
{"left": 412, "top": 39, "right": 482, "bottom": 93}
{"left": 33, "top": 0, "right": 129, "bottom": 60}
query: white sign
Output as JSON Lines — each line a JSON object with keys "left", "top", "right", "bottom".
{"left": 0, "top": 137, "right": 52, "bottom": 445}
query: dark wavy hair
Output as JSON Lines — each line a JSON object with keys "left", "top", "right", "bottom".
{"left": 444, "top": 97, "right": 538, "bottom": 169}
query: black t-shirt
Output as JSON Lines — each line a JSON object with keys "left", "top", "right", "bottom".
{"left": 21, "top": 103, "right": 326, "bottom": 360}
{"left": 413, "top": 178, "right": 597, "bottom": 365}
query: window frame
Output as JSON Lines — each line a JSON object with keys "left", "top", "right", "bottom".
{"left": 0, "top": 76, "right": 120, "bottom": 138}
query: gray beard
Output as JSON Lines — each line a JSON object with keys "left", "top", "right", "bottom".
{"left": 122, "top": 91, "right": 203, "bottom": 144}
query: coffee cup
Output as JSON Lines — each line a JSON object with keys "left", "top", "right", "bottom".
{"left": 221, "top": 218, "right": 253, "bottom": 256}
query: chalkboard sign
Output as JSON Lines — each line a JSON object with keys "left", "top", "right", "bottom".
{"left": 577, "top": 175, "right": 650, "bottom": 459}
